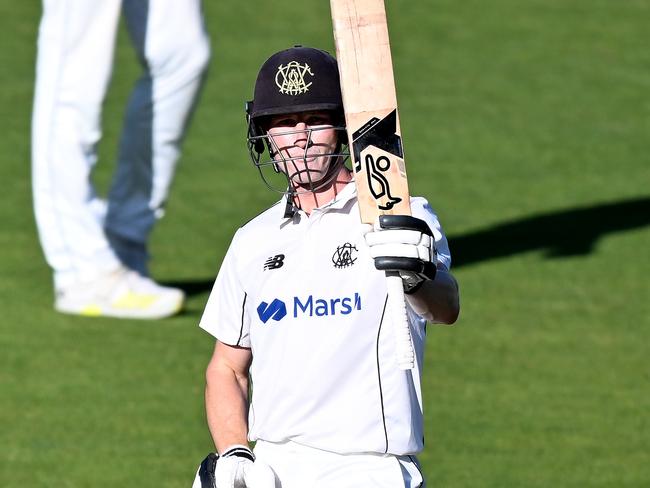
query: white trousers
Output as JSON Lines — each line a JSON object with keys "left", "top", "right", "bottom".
{"left": 254, "top": 441, "right": 425, "bottom": 488}
{"left": 32, "top": 0, "right": 210, "bottom": 288}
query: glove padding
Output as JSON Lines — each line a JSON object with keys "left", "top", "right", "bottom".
{"left": 364, "top": 215, "right": 437, "bottom": 294}
{"left": 192, "top": 445, "right": 276, "bottom": 488}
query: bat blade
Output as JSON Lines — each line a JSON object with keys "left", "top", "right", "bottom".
{"left": 331, "top": 0, "right": 415, "bottom": 370}
{"left": 331, "top": 0, "right": 411, "bottom": 224}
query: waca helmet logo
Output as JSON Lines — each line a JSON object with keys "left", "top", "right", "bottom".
{"left": 257, "top": 298, "right": 287, "bottom": 323}
{"left": 275, "top": 61, "right": 313, "bottom": 95}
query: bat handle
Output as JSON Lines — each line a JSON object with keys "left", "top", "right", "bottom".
{"left": 385, "top": 271, "right": 415, "bottom": 370}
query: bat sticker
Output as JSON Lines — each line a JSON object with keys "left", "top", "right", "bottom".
{"left": 364, "top": 154, "right": 401, "bottom": 210}
{"left": 351, "top": 109, "right": 403, "bottom": 163}
{"left": 351, "top": 110, "right": 404, "bottom": 210}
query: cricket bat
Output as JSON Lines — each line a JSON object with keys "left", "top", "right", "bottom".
{"left": 330, "top": 0, "right": 415, "bottom": 370}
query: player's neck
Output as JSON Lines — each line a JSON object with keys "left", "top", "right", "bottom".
{"left": 293, "top": 168, "right": 352, "bottom": 215}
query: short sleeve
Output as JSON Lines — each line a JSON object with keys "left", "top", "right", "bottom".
{"left": 410, "top": 196, "right": 452, "bottom": 271}
{"left": 199, "top": 230, "right": 251, "bottom": 347}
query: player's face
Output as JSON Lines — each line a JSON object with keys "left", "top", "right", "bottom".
{"left": 266, "top": 111, "right": 340, "bottom": 188}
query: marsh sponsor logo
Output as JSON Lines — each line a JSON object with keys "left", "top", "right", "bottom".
{"left": 256, "top": 293, "right": 361, "bottom": 323}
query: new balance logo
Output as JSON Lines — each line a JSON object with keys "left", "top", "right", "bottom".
{"left": 257, "top": 299, "right": 287, "bottom": 323}
{"left": 263, "top": 254, "right": 285, "bottom": 270}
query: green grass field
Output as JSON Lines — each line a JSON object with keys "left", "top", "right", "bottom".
{"left": 1, "top": 1, "right": 648, "bottom": 486}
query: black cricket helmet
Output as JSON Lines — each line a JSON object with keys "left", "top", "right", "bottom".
{"left": 246, "top": 46, "right": 349, "bottom": 196}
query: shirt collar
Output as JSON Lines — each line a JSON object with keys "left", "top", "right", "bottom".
{"left": 317, "top": 181, "right": 357, "bottom": 212}
{"left": 278, "top": 181, "right": 357, "bottom": 219}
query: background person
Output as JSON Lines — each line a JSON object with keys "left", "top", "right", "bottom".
{"left": 32, "top": 0, "right": 210, "bottom": 319}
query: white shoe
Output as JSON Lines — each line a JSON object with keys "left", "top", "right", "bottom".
{"left": 55, "top": 268, "right": 184, "bottom": 319}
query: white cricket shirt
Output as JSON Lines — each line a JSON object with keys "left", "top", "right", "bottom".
{"left": 199, "top": 182, "right": 451, "bottom": 455}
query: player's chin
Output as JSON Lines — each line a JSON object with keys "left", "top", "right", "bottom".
{"left": 290, "top": 157, "right": 329, "bottom": 176}
{"left": 289, "top": 152, "right": 326, "bottom": 164}
{"left": 290, "top": 171, "right": 325, "bottom": 185}
{"left": 289, "top": 167, "right": 329, "bottom": 188}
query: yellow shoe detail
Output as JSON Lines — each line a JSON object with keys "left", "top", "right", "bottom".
{"left": 80, "top": 305, "right": 103, "bottom": 316}
{"left": 112, "top": 292, "right": 157, "bottom": 310}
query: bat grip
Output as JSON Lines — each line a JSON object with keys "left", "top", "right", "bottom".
{"left": 385, "top": 271, "right": 415, "bottom": 370}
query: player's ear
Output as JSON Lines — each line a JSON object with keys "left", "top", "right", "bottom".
{"left": 245, "top": 101, "right": 265, "bottom": 154}
{"left": 336, "top": 111, "right": 348, "bottom": 145}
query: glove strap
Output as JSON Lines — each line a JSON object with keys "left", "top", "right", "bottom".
{"left": 402, "top": 274, "right": 425, "bottom": 295}
{"left": 221, "top": 445, "right": 255, "bottom": 462}
{"left": 379, "top": 214, "right": 433, "bottom": 236}
{"left": 374, "top": 257, "right": 437, "bottom": 294}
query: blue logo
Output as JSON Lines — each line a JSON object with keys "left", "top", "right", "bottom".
{"left": 257, "top": 299, "right": 287, "bottom": 323}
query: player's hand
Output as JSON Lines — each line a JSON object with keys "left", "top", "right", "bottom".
{"left": 364, "top": 215, "right": 437, "bottom": 294}
{"left": 191, "top": 445, "right": 276, "bottom": 488}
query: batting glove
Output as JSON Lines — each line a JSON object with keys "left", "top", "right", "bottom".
{"left": 191, "top": 445, "right": 275, "bottom": 488}
{"left": 364, "top": 215, "right": 437, "bottom": 294}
